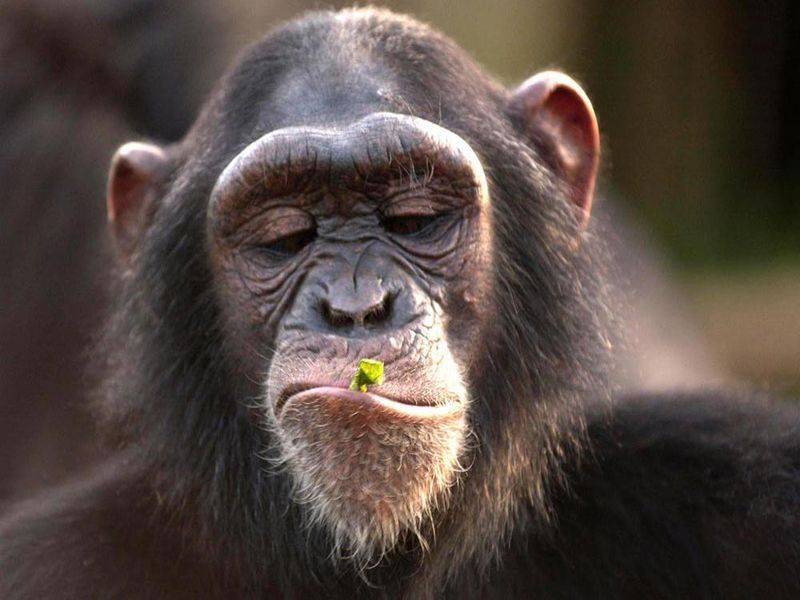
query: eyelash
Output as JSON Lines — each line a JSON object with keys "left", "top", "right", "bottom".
{"left": 381, "top": 213, "right": 449, "bottom": 238}
{"left": 257, "top": 227, "right": 317, "bottom": 258}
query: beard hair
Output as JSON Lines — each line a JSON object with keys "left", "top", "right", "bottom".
{"left": 263, "top": 394, "right": 471, "bottom": 572}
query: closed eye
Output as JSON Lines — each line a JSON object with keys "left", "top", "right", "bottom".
{"left": 258, "top": 227, "right": 316, "bottom": 258}
{"left": 381, "top": 213, "right": 447, "bottom": 238}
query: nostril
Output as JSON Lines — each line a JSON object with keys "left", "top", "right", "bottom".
{"left": 319, "top": 293, "right": 394, "bottom": 330}
{"left": 363, "top": 293, "right": 393, "bottom": 328}
{"left": 320, "top": 299, "right": 353, "bottom": 329}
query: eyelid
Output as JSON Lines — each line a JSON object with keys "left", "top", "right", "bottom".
{"left": 381, "top": 198, "right": 438, "bottom": 218}
{"left": 253, "top": 209, "right": 315, "bottom": 245}
{"left": 380, "top": 183, "right": 472, "bottom": 218}
{"left": 381, "top": 211, "right": 456, "bottom": 241}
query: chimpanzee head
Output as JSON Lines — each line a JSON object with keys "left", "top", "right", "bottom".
{"left": 102, "top": 7, "right": 610, "bottom": 588}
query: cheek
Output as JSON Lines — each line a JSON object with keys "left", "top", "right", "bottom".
{"left": 439, "top": 217, "right": 494, "bottom": 358}
{"left": 208, "top": 246, "right": 300, "bottom": 375}
{"left": 208, "top": 277, "right": 267, "bottom": 378}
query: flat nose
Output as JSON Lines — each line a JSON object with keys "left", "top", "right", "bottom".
{"left": 319, "top": 286, "right": 394, "bottom": 331}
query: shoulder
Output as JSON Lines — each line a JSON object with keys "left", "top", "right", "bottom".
{"left": 582, "top": 390, "right": 800, "bottom": 540}
{"left": 0, "top": 458, "right": 211, "bottom": 600}
{"left": 545, "top": 390, "right": 800, "bottom": 597}
{"left": 588, "top": 390, "right": 800, "bottom": 491}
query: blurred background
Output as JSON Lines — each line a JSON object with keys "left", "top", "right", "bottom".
{"left": 1, "top": 0, "right": 797, "bottom": 499}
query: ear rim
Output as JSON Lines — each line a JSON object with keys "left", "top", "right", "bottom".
{"left": 509, "top": 71, "right": 600, "bottom": 225}
{"left": 107, "top": 141, "right": 169, "bottom": 259}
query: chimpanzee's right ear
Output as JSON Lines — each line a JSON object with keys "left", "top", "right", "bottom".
{"left": 107, "top": 142, "right": 171, "bottom": 259}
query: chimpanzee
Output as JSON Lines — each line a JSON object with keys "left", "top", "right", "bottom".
{"left": 1, "top": 8, "right": 797, "bottom": 599}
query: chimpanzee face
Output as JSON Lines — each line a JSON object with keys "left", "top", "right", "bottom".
{"left": 106, "top": 12, "right": 598, "bottom": 568}
{"left": 207, "top": 112, "right": 493, "bottom": 560}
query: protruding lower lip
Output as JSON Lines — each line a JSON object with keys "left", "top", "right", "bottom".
{"left": 276, "top": 385, "right": 462, "bottom": 419}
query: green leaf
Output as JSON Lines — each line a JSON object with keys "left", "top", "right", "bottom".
{"left": 349, "top": 359, "right": 384, "bottom": 392}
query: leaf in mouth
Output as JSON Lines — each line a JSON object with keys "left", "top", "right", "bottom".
{"left": 349, "top": 359, "right": 385, "bottom": 392}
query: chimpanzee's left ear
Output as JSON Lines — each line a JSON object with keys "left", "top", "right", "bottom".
{"left": 107, "top": 141, "right": 171, "bottom": 259}
{"left": 508, "top": 71, "right": 600, "bottom": 224}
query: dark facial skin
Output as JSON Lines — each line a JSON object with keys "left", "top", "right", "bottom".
{"left": 207, "top": 112, "right": 493, "bottom": 558}
{"left": 209, "top": 113, "right": 492, "bottom": 391}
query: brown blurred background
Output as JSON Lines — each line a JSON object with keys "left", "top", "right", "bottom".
{"left": 1, "top": 0, "right": 797, "bottom": 499}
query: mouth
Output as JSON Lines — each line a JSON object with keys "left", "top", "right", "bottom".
{"left": 275, "top": 384, "right": 462, "bottom": 420}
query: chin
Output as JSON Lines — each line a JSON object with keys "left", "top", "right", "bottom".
{"left": 267, "top": 381, "right": 469, "bottom": 565}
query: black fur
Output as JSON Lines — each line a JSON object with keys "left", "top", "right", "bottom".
{"left": 1, "top": 8, "right": 798, "bottom": 599}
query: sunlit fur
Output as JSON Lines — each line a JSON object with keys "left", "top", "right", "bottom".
{"left": 269, "top": 396, "right": 467, "bottom": 570}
